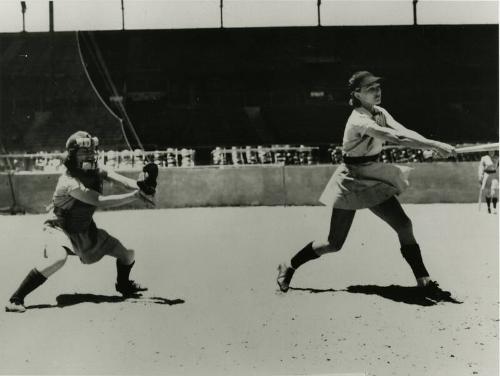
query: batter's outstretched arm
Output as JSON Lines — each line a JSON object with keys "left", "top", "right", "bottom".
{"left": 364, "top": 123, "right": 454, "bottom": 157}
{"left": 379, "top": 109, "right": 453, "bottom": 151}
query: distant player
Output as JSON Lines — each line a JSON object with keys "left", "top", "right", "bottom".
{"left": 5, "top": 131, "right": 157, "bottom": 313}
{"left": 277, "top": 71, "right": 455, "bottom": 297}
{"left": 478, "top": 150, "right": 499, "bottom": 214}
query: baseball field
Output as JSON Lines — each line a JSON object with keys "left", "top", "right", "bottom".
{"left": 0, "top": 204, "right": 498, "bottom": 376}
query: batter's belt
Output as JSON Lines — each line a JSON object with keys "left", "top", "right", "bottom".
{"left": 343, "top": 153, "right": 380, "bottom": 165}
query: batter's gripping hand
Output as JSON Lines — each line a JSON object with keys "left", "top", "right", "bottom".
{"left": 433, "top": 141, "right": 456, "bottom": 158}
{"left": 137, "top": 162, "right": 158, "bottom": 196}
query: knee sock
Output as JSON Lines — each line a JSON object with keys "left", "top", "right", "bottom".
{"left": 400, "top": 244, "right": 429, "bottom": 280}
{"left": 492, "top": 197, "right": 498, "bottom": 208}
{"left": 10, "top": 268, "right": 47, "bottom": 304}
{"left": 486, "top": 197, "right": 491, "bottom": 211}
{"left": 116, "top": 260, "right": 135, "bottom": 285}
{"left": 291, "top": 242, "right": 319, "bottom": 269}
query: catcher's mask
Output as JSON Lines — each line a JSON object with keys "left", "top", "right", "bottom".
{"left": 65, "top": 131, "right": 99, "bottom": 171}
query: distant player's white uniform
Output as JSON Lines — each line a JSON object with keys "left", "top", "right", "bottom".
{"left": 478, "top": 154, "right": 499, "bottom": 212}
{"left": 479, "top": 155, "right": 499, "bottom": 194}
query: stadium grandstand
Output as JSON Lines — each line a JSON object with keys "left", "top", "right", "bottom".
{"left": 0, "top": 25, "right": 497, "bottom": 168}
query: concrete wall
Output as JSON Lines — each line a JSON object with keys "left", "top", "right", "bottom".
{"left": 0, "top": 162, "right": 481, "bottom": 214}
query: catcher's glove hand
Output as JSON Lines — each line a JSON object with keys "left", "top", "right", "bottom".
{"left": 136, "top": 162, "right": 158, "bottom": 196}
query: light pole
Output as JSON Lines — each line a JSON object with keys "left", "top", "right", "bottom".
{"left": 121, "top": 0, "right": 125, "bottom": 30}
{"left": 220, "top": 0, "right": 224, "bottom": 29}
{"left": 413, "top": 0, "right": 418, "bottom": 26}
{"left": 20, "top": 1, "right": 26, "bottom": 32}
{"left": 317, "top": 0, "right": 321, "bottom": 27}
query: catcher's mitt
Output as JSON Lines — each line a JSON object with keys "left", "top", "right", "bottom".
{"left": 136, "top": 162, "right": 158, "bottom": 196}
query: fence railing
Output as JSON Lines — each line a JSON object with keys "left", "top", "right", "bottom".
{"left": 0, "top": 144, "right": 489, "bottom": 173}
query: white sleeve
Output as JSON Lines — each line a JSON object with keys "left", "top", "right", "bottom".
{"left": 377, "top": 107, "right": 404, "bottom": 131}
{"left": 478, "top": 157, "right": 485, "bottom": 180}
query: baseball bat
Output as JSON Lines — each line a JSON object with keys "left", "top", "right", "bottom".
{"left": 455, "top": 143, "right": 498, "bottom": 154}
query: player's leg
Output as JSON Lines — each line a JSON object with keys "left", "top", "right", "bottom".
{"left": 99, "top": 229, "right": 147, "bottom": 296}
{"left": 369, "top": 196, "right": 431, "bottom": 286}
{"left": 5, "top": 228, "right": 70, "bottom": 313}
{"left": 484, "top": 174, "right": 493, "bottom": 213}
{"left": 485, "top": 194, "right": 492, "bottom": 213}
{"left": 277, "top": 208, "right": 356, "bottom": 292}
{"left": 490, "top": 177, "right": 498, "bottom": 214}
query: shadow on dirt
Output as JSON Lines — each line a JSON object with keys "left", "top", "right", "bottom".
{"left": 291, "top": 284, "right": 462, "bottom": 306}
{"left": 27, "top": 293, "right": 185, "bottom": 310}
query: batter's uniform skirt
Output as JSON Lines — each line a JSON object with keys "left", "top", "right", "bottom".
{"left": 481, "top": 171, "right": 499, "bottom": 196}
{"left": 319, "top": 162, "right": 412, "bottom": 210}
{"left": 42, "top": 221, "right": 128, "bottom": 264}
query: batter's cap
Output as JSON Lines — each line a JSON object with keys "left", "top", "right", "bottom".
{"left": 348, "top": 71, "right": 383, "bottom": 91}
{"left": 65, "top": 131, "right": 99, "bottom": 152}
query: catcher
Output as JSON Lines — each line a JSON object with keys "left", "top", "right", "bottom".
{"left": 5, "top": 131, "right": 158, "bottom": 313}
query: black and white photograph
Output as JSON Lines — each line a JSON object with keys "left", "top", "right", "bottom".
{"left": 0, "top": 1, "right": 498, "bottom": 375}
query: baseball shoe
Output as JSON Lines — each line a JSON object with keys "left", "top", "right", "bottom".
{"left": 115, "top": 280, "right": 148, "bottom": 297}
{"left": 421, "top": 280, "right": 452, "bottom": 301}
{"left": 5, "top": 300, "right": 26, "bottom": 313}
{"left": 277, "top": 263, "right": 295, "bottom": 292}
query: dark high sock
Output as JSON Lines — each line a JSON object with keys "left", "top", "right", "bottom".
{"left": 116, "top": 260, "right": 135, "bottom": 285}
{"left": 492, "top": 198, "right": 498, "bottom": 208}
{"left": 10, "top": 268, "right": 47, "bottom": 304}
{"left": 400, "top": 244, "right": 429, "bottom": 280}
{"left": 291, "top": 242, "right": 319, "bottom": 269}
{"left": 486, "top": 197, "right": 491, "bottom": 210}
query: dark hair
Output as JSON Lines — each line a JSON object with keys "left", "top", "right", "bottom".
{"left": 349, "top": 91, "right": 361, "bottom": 108}
{"left": 63, "top": 152, "right": 79, "bottom": 177}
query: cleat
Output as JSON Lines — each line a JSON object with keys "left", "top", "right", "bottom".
{"left": 277, "top": 263, "right": 295, "bottom": 292}
{"left": 115, "top": 280, "right": 148, "bottom": 297}
{"left": 5, "top": 301, "right": 26, "bottom": 313}
{"left": 421, "top": 280, "right": 452, "bottom": 301}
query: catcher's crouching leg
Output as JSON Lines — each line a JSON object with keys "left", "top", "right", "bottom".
{"left": 113, "top": 248, "right": 148, "bottom": 297}
{"left": 6, "top": 269, "right": 47, "bottom": 312}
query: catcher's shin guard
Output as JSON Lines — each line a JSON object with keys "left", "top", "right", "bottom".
{"left": 400, "top": 244, "right": 429, "bottom": 280}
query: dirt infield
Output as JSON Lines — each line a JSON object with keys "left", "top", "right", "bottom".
{"left": 0, "top": 205, "right": 498, "bottom": 376}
